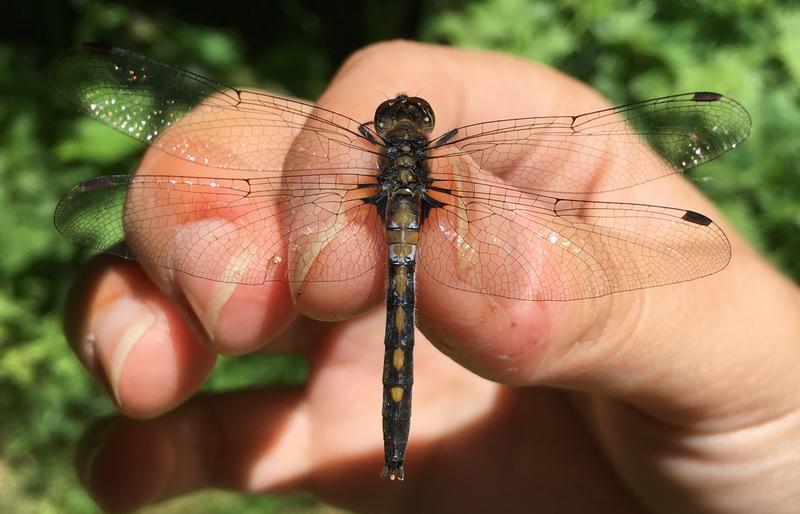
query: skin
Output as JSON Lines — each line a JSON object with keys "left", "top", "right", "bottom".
{"left": 64, "top": 41, "right": 800, "bottom": 513}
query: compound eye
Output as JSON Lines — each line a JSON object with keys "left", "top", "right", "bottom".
{"left": 374, "top": 99, "right": 396, "bottom": 135}
{"left": 409, "top": 97, "right": 435, "bottom": 132}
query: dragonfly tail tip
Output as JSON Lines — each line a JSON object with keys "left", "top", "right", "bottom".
{"left": 382, "top": 464, "right": 405, "bottom": 481}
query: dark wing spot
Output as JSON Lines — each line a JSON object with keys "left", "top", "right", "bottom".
{"left": 107, "top": 240, "right": 137, "bottom": 259}
{"left": 682, "top": 210, "right": 713, "bottom": 226}
{"left": 78, "top": 175, "right": 117, "bottom": 192}
{"left": 692, "top": 92, "right": 722, "bottom": 102}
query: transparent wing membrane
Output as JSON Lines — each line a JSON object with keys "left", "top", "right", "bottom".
{"left": 49, "top": 44, "right": 380, "bottom": 173}
{"left": 420, "top": 177, "right": 729, "bottom": 300}
{"left": 50, "top": 44, "right": 748, "bottom": 299}
{"left": 55, "top": 173, "right": 383, "bottom": 284}
{"left": 429, "top": 92, "right": 750, "bottom": 193}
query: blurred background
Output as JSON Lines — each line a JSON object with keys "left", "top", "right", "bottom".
{"left": 1, "top": 0, "right": 798, "bottom": 512}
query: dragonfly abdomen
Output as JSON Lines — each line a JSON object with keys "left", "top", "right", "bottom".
{"left": 381, "top": 192, "right": 421, "bottom": 481}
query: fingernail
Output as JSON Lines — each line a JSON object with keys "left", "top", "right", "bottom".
{"left": 176, "top": 231, "right": 258, "bottom": 343}
{"left": 178, "top": 274, "right": 237, "bottom": 344}
{"left": 75, "top": 419, "right": 175, "bottom": 511}
{"left": 205, "top": 280, "right": 238, "bottom": 341}
{"left": 289, "top": 215, "right": 347, "bottom": 288}
{"left": 93, "top": 297, "right": 157, "bottom": 407}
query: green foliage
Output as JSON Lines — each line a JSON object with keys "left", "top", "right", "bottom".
{"left": 205, "top": 355, "right": 308, "bottom": 392}
{"left": 0, "top": 37, "right": 128, "bottom": 513}
{"left": 1, "top": 0, "right": 798, "bottom": 512}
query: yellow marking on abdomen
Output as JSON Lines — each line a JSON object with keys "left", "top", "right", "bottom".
{"left": 395, "top": 306, "right": 406, "bottom": 332}
{"left": 386, "top": 231, "right": 419, "bottom": 245}
{"left": 393, "top": 244, "right": 414, "bottom": 258}
{"left": 393, "top": 348, "right": 405, "bottom": 370}
{"left": 391, "top": 387, "right": 404, "bottom": 402}
{"left": 394, "top": 266, "right": 407, "bottom": 295}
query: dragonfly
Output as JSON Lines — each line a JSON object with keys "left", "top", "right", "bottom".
{"left": 49, "top": 44, "right": 751, "bottom": 481}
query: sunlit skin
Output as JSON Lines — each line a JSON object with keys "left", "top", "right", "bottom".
{"left": 63, "top": 41, "right": 800, "bottom": 513}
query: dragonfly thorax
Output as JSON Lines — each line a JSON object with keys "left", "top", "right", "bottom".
{"left": 381, "top": 145, "right": 428, "bottom": 200}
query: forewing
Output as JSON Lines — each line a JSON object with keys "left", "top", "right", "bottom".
{"left": 48, "top": 44, "right": 380, "bottom": 173}
{"left": 427, "top": 93, "right": 750, "bottom": 194}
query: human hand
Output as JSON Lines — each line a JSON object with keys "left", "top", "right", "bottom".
{"left": 65, "top": 41, "right": 800, "bottom": 513}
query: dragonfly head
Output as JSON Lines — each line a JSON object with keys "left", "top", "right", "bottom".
{"left": 374, "top": 95, "right": 435, "bottom": 139}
